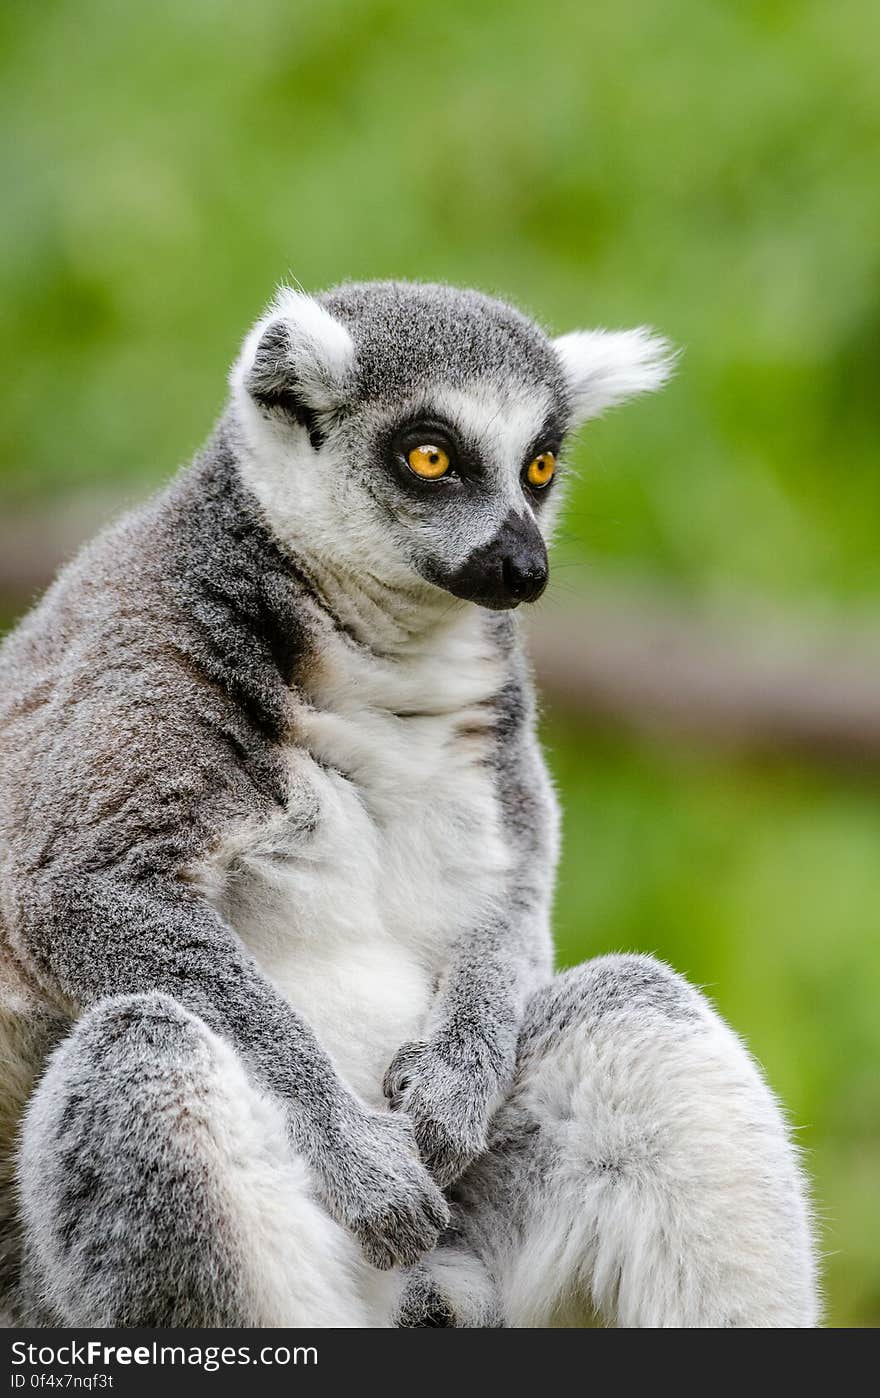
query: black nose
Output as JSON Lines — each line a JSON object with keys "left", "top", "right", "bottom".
{"left": 502, "top": 548, "right": 548, "bottom": 604}
{"left": 425, "top": 510, "right": 550, "bottom": 610}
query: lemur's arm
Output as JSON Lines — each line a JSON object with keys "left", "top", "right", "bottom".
{"left": 16, "top": 869, "right": 448, "bottom": 1268}
{"left": 383, "top": 675, "right": 557, "bottom": 1187}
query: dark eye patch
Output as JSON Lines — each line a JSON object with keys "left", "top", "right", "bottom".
{"left": 523, "top": 410, "right": 566, "bottom": 465}
{"left": 393, "top": 417, "right": 461, "bottom": 463}
{"left": 520, "top": 411, "right": 566, "bottom": 503}
{"left": 381, "top": 414, "right": 484, "bottom": 490}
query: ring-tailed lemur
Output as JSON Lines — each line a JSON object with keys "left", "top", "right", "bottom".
{"left": 0, "top": 282, "right": 817, "bottom": 1326}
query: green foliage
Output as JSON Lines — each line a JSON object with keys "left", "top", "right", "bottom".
{"left": 2, "top": 0, "right": 879, "bottom": 1325}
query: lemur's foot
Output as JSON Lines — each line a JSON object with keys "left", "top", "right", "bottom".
{"left": 396, "top": 1266, "right": 457, "bottom": 1327}
{"left": 396, "top": 1253, "right": 506, "bottom": 1328}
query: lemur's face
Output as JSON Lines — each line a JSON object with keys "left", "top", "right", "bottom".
{"left": 232, "top": 282, "right": 671, "bottom": 612}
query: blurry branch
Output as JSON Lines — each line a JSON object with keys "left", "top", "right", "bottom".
{"left": 527, "top": 585, "right": 880, "bottom": 765}
{"left": 0, "top": 494, "right": 125, "bottom": 607}
{"left": 4, "top": 499, "right": 880, "bottom": 766}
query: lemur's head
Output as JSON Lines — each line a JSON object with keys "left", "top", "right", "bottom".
{"left": 231, "top": 282, "right": 672, "bottom": 612}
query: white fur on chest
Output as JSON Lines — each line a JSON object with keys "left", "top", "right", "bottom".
{"left": 202, "top": 612, "right": 511, "bottom": 1106}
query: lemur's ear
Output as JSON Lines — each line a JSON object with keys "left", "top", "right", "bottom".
{"left": 552, "top": 327, "right": 676, "bottom": 428}
{"left": 231, "top": 288, "right": 354, "bottom": 438}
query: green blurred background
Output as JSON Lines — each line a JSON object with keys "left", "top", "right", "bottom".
{"left": 2, "top": 0, "right": 879, "bottom": 1326}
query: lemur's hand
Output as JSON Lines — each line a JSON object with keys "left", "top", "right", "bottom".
{"left": 383, "top": 1031, "right": 508, "bottom": 1189}
{"left": 317, "top": 1107, "right": 450, "bottom": 1270}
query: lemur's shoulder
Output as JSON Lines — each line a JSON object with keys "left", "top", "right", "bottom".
{"left": 0, "top": 429, "right": 321, "bottom": 883}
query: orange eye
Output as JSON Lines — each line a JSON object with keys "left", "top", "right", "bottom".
{"left": 526, "top": 452, "right": 556, "bottom": 488}
{"left": 407, "top": 444, "right": 451, "bottom": 479}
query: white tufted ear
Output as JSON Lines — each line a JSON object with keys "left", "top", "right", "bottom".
{"left": 552, "top": 327, "right": 676, "bottom": 428}
{"left": 231, "top": 287, "right": 355, "bottom": 419}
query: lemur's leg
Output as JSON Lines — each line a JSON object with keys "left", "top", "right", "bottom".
{"left": 16, "top": 992, "right": 398, "bottom": 1327}
{"left": 427, "top": 954, "right": 819, "bottom": 1328}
